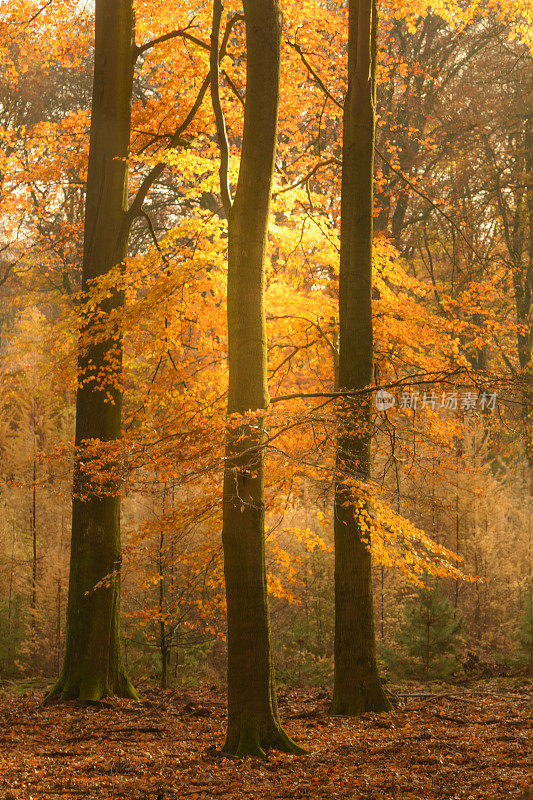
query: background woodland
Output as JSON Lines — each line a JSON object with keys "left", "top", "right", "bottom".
{"left": 0, "top": 0, "right": 532, "bottom": 694}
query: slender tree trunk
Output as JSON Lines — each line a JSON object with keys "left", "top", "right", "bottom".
{"left": 380, "top": 566, "right": 384, "bottom": 641}
{"left": 56, "top": 578, "right": 62, "bottom": 675}
{"left": 47, "top": 0, "right": 137, "bottom": 701}
{"left": 330, "top": 0, "right": 390, "bottom": 716}
{"left": 159, "top": 496, "right": 168, "bottom": 689}
{"left": 8, "top": 521, "right": 15, "bottom": 666}
{"left": 425, "top": 617, "right": 430, "bottom": 673}
{"left": 31, "top": 404, "right": 37, "bottom": 637}
{"left": 454, "top": 469, "right": 460, "bottom": 618}
{"left": 524, "top": 115, "right": 533, "bottom": 481}
{"left": 216, "top": 0, "right": 303, "bottom": 756}
{"left": 525, "top": 107, "right": 533, "bottom": 648}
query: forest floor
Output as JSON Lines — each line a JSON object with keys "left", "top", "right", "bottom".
{"left": 0, "top": 680, "right": 530, "bottom": 800}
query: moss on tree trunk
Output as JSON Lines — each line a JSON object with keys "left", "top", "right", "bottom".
{"left": 46, "top": 0, "right": 137, "bottom": 703}
{"left": 330, "top": 0, "right": 390, "bottom": 717}
{"left": 220, "top": 0, "right": 303, "bottom": 756}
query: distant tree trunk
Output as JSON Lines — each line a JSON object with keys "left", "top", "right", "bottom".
{"left": 380, "top": 566, "right": 384, "bottom": 640}
{"left": 215, "top": 0, "right": 304, "bottom": 756}
{"left": 47, "top": 0, "right": 137, "bottom": 701}
{"left": 8, "top": 522, "right": 15, "bottom": 665}
{"left": 158, "top": 486, "right": 169, "bottom": 689}
{"left": 454, "top": 460, "right": 460, "bottom": 618}
{"left": 174, "top": 628, "right": 180, "bottom": 681}
{"left": 330, "top": 0, "right": 390, "bottom": 716}
{"left": 525, "top": 107, "right": 533, "bottom": 623}
{"left": 31, "top": 401, "right": 37, "bottom": 637}
{"left": 524, "top": 115, "right": 533, "bottom": 483}
{"left": 56, "top": 577, "right": 62, "bottom": 675}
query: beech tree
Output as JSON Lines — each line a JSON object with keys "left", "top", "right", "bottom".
{"left": 211, "top": 0, "right": 304, "bottom": 756}
{"left": 331, "top": 0, "right": 390, "bottom": 715}
{"left": 47, "top": 0, "right": 138, "bottom": 701}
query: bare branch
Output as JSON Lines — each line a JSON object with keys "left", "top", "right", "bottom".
{"left": 210, "top": 0, "right": 233, "bottom": 216}
{"left": 272, "top": 158, "right": 337, "bottom": 198}
{"left": 134, "top": 20, "right": 209, "bottom": 62}
{"left": 24, "top": 0, "right": 54, "bottom": 28}
{"left": 287, "top": 40, "right": 343, "bottom": 110}
{"left": 221, "top": 69, "right": 244, "bottom": 107}
{"left": 0, "top": 268, "right": 12, "bottom": 288}
{"left": 270, "top": 368, "right": 469, "bottom": 405}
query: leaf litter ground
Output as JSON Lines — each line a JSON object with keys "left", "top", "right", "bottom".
{"left": 0, "top": 681, "right": 531, "bottom": 799}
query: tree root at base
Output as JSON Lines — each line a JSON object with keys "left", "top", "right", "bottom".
{"left": 223, "top": 719, "right": 307, "bottom": 758}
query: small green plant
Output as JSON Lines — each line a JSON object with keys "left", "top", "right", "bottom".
{"left": 394, "top": 582, "right": 462, "bottom": 678}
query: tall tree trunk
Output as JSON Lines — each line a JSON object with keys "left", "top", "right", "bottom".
{"left": 47, "top": 0, "right": 137, "bottom": 701}
{"left": 215, "top": 0, "right": 303, "bottom": 756}
{"left": 330, "top": 0, "right": 390, "bottom": 716}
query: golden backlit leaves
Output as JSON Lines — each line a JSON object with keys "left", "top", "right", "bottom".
{"left": 2, "top": 0, "right": 528, "bottom": 640}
